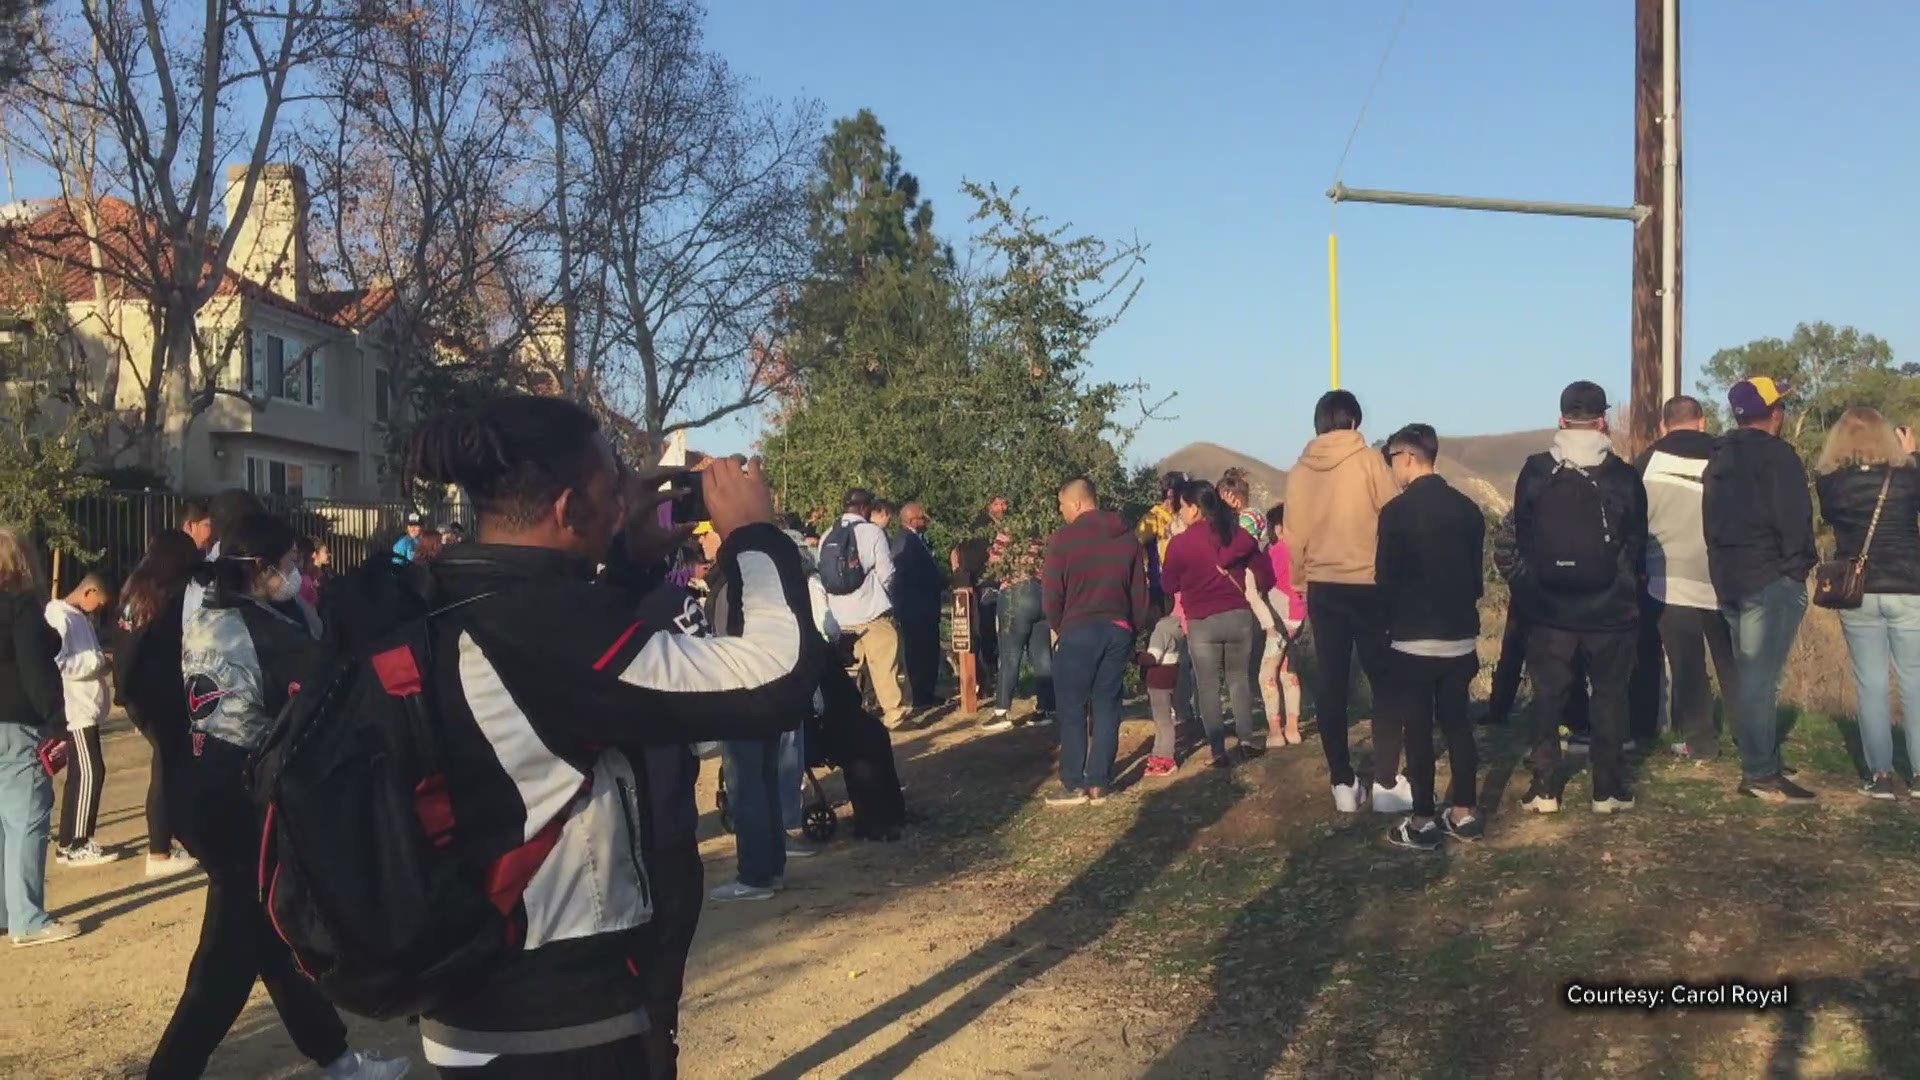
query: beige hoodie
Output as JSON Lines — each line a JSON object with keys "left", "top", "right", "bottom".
{"left": 1285, "top": 429, "right": 1398, "bottom": 585}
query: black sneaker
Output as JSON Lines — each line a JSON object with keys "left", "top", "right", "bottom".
{"left": 1861, "top": 775, "right": 1897, "bottom": 801}
{"left": 1387, "top": 817, "right": 1442, "bottom": 851}
{"left": 1739, "top": 774, "right": 1817, "bottom": 802}
{"left": 1207, "top": 753, "right": 1233, "bottom": 770}
{"left": 1520, "top": 780, "right": 1560, "bottom": 814}
{"left": 1232, "top": 744, "right": 1266, "bottom": 764}
{"left": 1440, "top": 810, "right": 1485, "bottom": 842}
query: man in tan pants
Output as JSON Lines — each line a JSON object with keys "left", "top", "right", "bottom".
{"left": 825, "top": 488, "right": 911, "bottom": 728}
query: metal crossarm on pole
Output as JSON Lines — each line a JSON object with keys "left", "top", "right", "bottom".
{"left": 1327, "top": 183, "right": 1651, "bottom": 224}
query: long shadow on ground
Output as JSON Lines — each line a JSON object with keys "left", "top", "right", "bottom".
{"left": 758, "top": 766, "right": 1250, "bottom": 1079}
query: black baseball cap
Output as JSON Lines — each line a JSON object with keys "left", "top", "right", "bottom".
{"left": 1560, "top": 381, "right": 1610, "bottom": 422}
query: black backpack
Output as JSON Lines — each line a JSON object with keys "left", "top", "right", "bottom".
{"left": 1527, "top": 460, "right": 1621, "bottom": 593}
{"left": 817, "top": 520, "right": 868, "bottom": 596}
{"left": 249, "top": 558, "right": 505, "bottom": 1020}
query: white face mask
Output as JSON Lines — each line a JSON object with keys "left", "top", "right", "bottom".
{"left": 270, "top": 567, "right": 302, "bottom": 603}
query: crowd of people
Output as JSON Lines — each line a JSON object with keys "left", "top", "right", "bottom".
{"left": 0, "top": 370, "right": 1915, "bottom": 1075}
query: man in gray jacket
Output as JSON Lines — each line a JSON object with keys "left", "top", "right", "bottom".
{"left": 1635, "top": 396, "right": 1740, "bottom": 762}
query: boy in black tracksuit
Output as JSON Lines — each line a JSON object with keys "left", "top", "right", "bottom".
{"left": 1512, "top": 382, "right": 1649, "bottom": 814}
{"left": 1376, "top": 426, "right": 1487, "bottom": 849}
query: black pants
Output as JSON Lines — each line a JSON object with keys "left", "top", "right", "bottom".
{"left": 1383, "top": 651, "right": 1479, "bottom": 817}
{"left": 1628, "top": 597, "right": 1666, "bottom": 742}
{"left": 642, "top": 839, "right": 704, "bottom": 1080}
{"left": 150, "top": 744, "right": 348, "bottom": 1079}
{"left": 57, "top": 726, "right": 105, "bottom": 848}
{"left": 1489, "top": 606, "right": 1590, "bottom": 731}
{"left": 436, "top": 1035, "right": 652, "bottom": 1078}
{"left": 1306, "top": 583, "right": 1392, "bottom": 788}
{"left": 1658, "top": 603, "right": 1739, "bottom": 758}
{"left": 145, "top": 741, "right": 174, "bottom": 855}
{"left": 899, "top": 603, "right": 942, "bottom": 709}
{"left": 1527, "top": 626, "right": 1634, "bottom": 801}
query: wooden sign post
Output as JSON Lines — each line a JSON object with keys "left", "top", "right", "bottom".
{"left": 951, "top": 587, "right": 977, "bottom": 715}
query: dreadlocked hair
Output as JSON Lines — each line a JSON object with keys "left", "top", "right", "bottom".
{"left": 406, "top": 396, "right": 606, "bottom": 528}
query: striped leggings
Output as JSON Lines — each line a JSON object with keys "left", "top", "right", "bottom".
{"left": 57, "top": 727, "right": 105, "bottom": 849}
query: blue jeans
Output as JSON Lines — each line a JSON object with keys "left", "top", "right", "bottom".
{"left": 779, "top": 727, "right": 804, "bottom": 832}
{"left": 1054, "top": 623, "right": 1134, "bottom": 792}
{"left": 996, "top": 580, "right": 1056, "bottom": 713}
{"left": 0, "top": 724, "right": 56, "bottom": 937}
{"left": 1839, "top": 594, "right": 1920, "bottom": 778}
{"left": 1723, "top": 576, "right": 1808, "bottom": 780}
{"left": 721, "top": 736, "right": 787, "bottom": 888}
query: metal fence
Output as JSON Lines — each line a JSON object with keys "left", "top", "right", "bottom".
{"left": 43, "top": 490, "right": 454, "bottom": 594}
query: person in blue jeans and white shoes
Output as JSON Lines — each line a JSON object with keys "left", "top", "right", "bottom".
{"left": 0, "top": 527, "right": 81, "bottom": 948}
{"left": 1041, "top": 478, "right": 1150, "bottom": 806}
{"left": 1815, "top": 407, "right": 1920, "bottom": 800}
{"left": 1704, "top": 376, "right": 1819, "bottom": 802}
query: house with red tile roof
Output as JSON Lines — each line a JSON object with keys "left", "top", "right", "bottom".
{"left": 1, "top": 164, "right": 406, "bottom": 498}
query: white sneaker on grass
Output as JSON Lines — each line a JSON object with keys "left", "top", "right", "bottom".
{"left": 1331, "top": 781, "right": 1366, "bottom": 814}
{"left": 323, "top": 1049, "right": 411, "bottom": 1080}
{"left": 1371, "top": 776, "right": 1414, "bottom": 814}
{"left": 709, "top": 880, "right": 776, "bottom": 903}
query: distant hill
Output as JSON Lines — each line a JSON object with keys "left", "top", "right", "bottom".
{"left": 1157, "top": 428, "right": 1560, "bottom": 516}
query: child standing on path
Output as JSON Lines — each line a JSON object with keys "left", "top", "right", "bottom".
{"left": 46, "top": 574, "right": 115, "bottom": 867}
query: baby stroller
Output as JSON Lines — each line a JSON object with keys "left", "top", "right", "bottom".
{"left": 713, "top": 645, "right": 908, "bottom": 842}
{"left": 714, "top": 749, "right": 839, "bottom": 842}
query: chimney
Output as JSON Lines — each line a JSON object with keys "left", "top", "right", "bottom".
{"left": 225, "top": 163, "right": 310, "bottom": 305}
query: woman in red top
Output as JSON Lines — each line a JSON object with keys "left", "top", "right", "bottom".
{"left": 1161, "top": 481, "right": 1273, "bottom": 766}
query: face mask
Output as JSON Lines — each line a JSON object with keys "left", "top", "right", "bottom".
{"left": 270, "top": 567, "right": 302, "bottom": 603}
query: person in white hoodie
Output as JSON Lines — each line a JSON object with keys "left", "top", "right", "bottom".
{"left": 45, "top": 573, "right": 115, "bottom": 867}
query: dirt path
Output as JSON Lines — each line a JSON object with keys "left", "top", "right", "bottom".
{"left": 7, "top": 702, "right": 1920, "bottom": 1078}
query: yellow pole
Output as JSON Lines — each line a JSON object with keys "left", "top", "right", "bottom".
{"left": 1327, "top": 232, "right": 1342, "bottom": 389}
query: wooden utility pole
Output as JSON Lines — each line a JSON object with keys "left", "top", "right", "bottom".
{"left": 1631, "top": 0, "right": 1681, "bottom": 456}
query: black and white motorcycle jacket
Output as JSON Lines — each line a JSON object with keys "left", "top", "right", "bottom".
{"left": 415, "top": 523, "right": 818, "bottom": 1062}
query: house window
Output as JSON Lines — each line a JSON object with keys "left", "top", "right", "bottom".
{"left": 245, "top": 455, "right": 307, "bottom": 501}
{"left": 267, "top": 335, "right": 287, "bottom": 399}
{"left": 249, "top": 328, "right": 324, "bottom": 409}
{"left": 373, "top": 367, "right": 391, "bottom": 424}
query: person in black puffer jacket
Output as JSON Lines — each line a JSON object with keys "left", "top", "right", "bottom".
{"left": 0, "top": 527, "right": 76, "bottom": 947}
{"left": 1814, "top": 407, "right": 1920, "bottom": 800}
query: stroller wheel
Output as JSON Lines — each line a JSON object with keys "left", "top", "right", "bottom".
{"left": 803, "top": 803, "right": 837, "bottom": 842}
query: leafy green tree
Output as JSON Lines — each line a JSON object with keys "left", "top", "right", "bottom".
{"left": 1698, "top": 322, "right": 1903, "bottom": 460}
{"left": 0, "top": 292, "right": 105, "bottom": 559}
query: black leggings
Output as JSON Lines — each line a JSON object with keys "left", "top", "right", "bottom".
{"left": 149, "top": 746, "right": 347, "bottom": 1079}
{"left": 145, "top": 740, "right": 174, "bottom": 855}
{"left": 57, "top": 726, "right": 105, "bottom": 848}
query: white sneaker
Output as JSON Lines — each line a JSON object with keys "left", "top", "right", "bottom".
{"left": 323, "top": 1049, "right": 412, "bottom": 1080}
{"left": 1331, "top": 781, "right": 1366, "bottom": 814}
{"left": 708, "top": 880, "right": 776, "bottom": 903}
{"left": 1371, "top": 776, "right": 1414, "bottom": 814}
{"left": 61, "top": 841, "right": 120, "bottom": 868}
{"left": 10, "top": 921, "right": 82, "bottom": 948}
{"left": 146, "top": 850, "right": 200, "bottom": 878}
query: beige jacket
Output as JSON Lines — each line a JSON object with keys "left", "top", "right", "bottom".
{"left": 1285, "top": 430, "right": 1398, "bottom": 586}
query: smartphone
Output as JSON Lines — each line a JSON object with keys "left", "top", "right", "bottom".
{"left": 666, "top": 470, "right": 706, "bottom": 525}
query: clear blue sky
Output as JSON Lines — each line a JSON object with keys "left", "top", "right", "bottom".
{"left": 707, "top": 0, "right": 1920, "bottom": 468}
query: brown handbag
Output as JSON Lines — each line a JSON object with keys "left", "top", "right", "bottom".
{"left": 1813, "top": 469, "right": 1892, "bottom": 610}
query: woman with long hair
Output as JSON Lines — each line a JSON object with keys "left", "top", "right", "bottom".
{"left": 1815, "top": 407, "right": 1920, "bottom": 800}
{"left": 1160, "top": 480, "right": 1272, "bottom": 766}
{"left": 150, "top": 513, "right": 404, "bottom": 1080}
{"left": 0, "top": 527, "right": 79, "bottom": 946}
{"left": 114, "top": 530, "right": 203, "bottom": 876}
